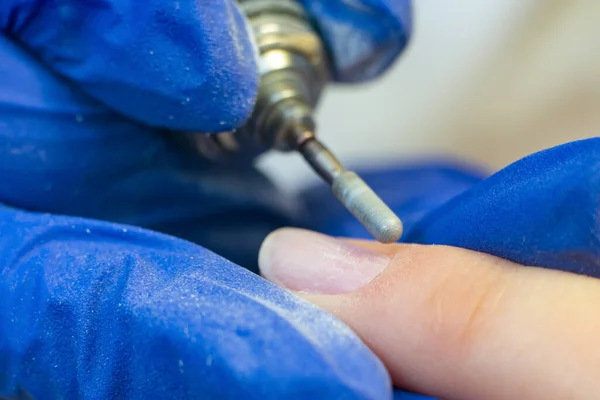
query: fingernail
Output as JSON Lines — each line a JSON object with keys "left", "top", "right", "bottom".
{"left": 259, "top": 228, "right": 390, "bottom": 294}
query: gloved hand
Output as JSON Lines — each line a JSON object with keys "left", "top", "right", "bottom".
{"left": 0, "top": 0, "right": 412, "bottom": 398}
{"left": 0, "top": 0, "right": 411, "bottom": 268}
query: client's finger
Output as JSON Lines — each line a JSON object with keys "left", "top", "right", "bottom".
{"left": 259, "top": 228, "right": 600, "bottom": 400}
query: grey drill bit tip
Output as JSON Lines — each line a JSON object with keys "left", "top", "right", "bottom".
{"left": 298, "top": 136, "right": 403, "bottom": 244}
{"left": 227, "top": 0, "right": 402, "bottom": 243}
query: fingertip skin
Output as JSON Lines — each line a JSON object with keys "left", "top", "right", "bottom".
{"left": 3, "top": 0, "right": 259, "bottom": 132}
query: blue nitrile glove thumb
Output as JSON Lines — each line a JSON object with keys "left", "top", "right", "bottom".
{"left": 1, "top": 0, "right": 413, "bottom": 398}
{"left": 0, "top": 205, "right": 393, "bottom": 399}
{"left": 407, "top": 138, "right": 600, "bottom": 278}
{"left": 2, "top": 0, "right": 259, "bottom": 132}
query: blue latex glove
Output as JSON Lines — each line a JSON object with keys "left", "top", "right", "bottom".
{"left": 0, "top": 0, "right": 412, "bottom": 398}
{"left": 0, "top": 0, "right": 411, "bottom": 269}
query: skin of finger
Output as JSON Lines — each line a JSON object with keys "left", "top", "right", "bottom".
{"left": 301, "top": 243, "right": 600, "bottom": 400}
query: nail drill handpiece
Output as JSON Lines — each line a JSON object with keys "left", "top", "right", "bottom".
{"left": 189, "top": 0, "right": 403, "bottom": 243}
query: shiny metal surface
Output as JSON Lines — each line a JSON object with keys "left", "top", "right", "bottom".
{"left": 189, "top": 0, "right": 327, "bottom": 158}
{"left": 187, "top": 0, "right": 404, "bottom": 243}
{"left": 299, "top": 136, "right": 344, "bottom": 185}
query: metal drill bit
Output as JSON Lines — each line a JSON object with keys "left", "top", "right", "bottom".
{"left": 298, "top": 136, "right": 403, "bottom": 244}
{"left": 186, "top": 0, "right": 403, "bottom": 244}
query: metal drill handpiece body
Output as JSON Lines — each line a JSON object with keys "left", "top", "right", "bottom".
{"left": 235, "top": 0, "right": 326, "bottom": 153}
{"left": 194, "top": 0, "right": 403, "bottom": 243}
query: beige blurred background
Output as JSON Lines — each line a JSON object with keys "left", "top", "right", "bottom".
{"left": 258, "top": 1, "right": 600, "bottom": 193}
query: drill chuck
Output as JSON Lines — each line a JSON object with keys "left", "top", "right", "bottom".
{"left": 191, "top": 0, "right": 327, "bottom": 159}
{"left": 188, "top": 0, "right": 403, "bottom": 243}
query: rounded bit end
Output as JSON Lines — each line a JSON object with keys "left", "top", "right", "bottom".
{"left": 372, "top": 215, "right": 404, "bottom": 244}
{"left": 332, "top": 171, "right": 403, "bottom": 244}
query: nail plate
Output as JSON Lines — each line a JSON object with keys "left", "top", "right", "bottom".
{"left": 259, "top": 228, "right": 390, "bottom": 294}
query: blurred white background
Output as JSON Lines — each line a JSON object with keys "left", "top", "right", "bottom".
{"left": 258, "top": 1, "right": 600, "bottom": 193}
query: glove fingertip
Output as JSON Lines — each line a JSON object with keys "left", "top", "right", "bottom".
{"left": 9, "top": 0, "right": 259, "bottom": 132}
{"left": 301, "top": 0, "right": 413, "bottom": 82}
